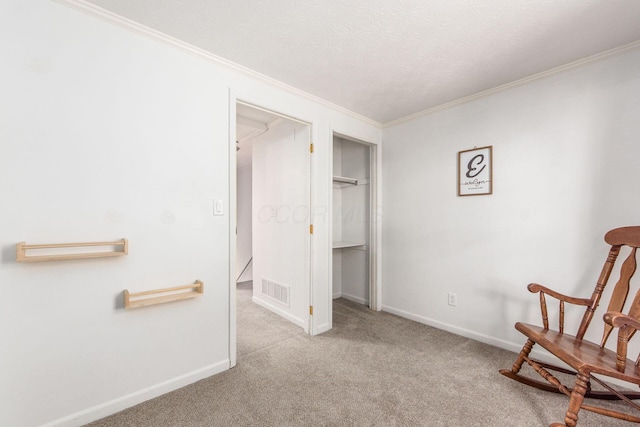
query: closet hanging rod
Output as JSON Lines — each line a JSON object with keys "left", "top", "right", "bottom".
{"left": 333, "top": 176, "right": 358, "bottom": 185}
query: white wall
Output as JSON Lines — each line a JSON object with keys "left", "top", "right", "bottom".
{"left": 382, "top": 46, "right": 640, "bottom": 355}
{"left": 0, "top": 1, "right": 380, "bottom": 425}
{"left": 1, "top": 3, "right": 230, "bottom": 427}
{"left": 236, "top": 165, "right": 252, "bottom": 282}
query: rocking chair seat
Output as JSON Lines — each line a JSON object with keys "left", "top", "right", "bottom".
{"left": 516, "top": 322, "right": 640, "bottom": 384}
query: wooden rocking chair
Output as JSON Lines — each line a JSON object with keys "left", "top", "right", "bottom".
{"left": 500, "top": 226, "right": 640, "bottom": 426}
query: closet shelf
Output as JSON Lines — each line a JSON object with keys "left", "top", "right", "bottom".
{"left": 16, "top": 239, "right": 128, "bottom": 262}
{"left": 124, "top": 280, "right": 204, "bottom": 309}
{"left": 333, "top": 241, "right": 366, "bottom": 250}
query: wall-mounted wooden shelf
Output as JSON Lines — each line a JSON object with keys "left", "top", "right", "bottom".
{"left": 333, "top": 241, "right": 366, "bottom": 251}
{"left": 16, "top": 239, "right": 128, "bottom": 262}
{"left": 124, "top": 280, "right": 204, "bottom": 309}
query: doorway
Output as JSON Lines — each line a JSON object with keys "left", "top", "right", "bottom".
{"left": 233, "top": 102, "right": 312, "bottom": 363}
{"left": 331, "top": 132, "right": 379, "bottom": 311}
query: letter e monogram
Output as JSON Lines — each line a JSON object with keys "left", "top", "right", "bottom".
{"left": 466, "top": 154, "right": 486, "bottom": 178}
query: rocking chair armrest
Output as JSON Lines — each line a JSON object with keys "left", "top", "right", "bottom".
{"left": 527, "top": 283, "right": 592, "bottom": 306}
{"left": 603, "top": 311, "right": 640, "bottom": 332}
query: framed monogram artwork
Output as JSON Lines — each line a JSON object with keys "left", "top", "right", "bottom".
{"left": 458, "top": 146, "right": 492, "bottom": 196}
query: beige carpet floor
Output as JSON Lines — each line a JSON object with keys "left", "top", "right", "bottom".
{"left": 87, "top": 282, "right": 635, "bottom": 426}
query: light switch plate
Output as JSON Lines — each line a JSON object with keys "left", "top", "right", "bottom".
{"left": 214, "top": 199, "right": 224, "bottom": 216}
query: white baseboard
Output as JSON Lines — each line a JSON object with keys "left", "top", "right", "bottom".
{"left": 382, "top": 304, "right": 532, "bottom": 355}
{"left": 341, "top": 292, "right": 369, "bottom": 306}
{"left": 252, "top": 295, "right": 306, "bottom": 329}
{"left": 44, "top": 360, "right": 229, "bottom": 427}
{"left": 332, "top": 292, "right": 341, "bottom": 299}
{"left": 315, "top": 322, "right": 331, "bottom": 335}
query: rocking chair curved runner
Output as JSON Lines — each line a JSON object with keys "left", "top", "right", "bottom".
{"left": 500, "top": 226, "right": 640, "bottom": 427}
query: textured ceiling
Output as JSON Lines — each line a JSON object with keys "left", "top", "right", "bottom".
{"left": 83, "top": 0, "right": 640, "bottom": 124}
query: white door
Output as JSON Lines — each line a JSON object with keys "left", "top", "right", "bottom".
{"left": 251, "top": 120, "right": 311, "bottom": 331}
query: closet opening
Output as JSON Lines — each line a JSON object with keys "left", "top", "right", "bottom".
{"left": 332, "top": 133, "right": 378, "bottom": 311}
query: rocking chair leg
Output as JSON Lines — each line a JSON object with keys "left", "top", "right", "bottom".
{"left": 560, "top": 373, "right": 590, "bottom": 427}
{"left": 511, "top": 338, "right": 535, "bottom": 374}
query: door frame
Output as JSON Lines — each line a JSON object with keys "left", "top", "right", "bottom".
{"left": 228, "top": 91, "right": 316, "bottom": 368}
{"left": 329, "top": 130, "right": 381, "bottom": 326}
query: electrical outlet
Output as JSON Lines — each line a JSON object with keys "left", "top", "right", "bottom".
{"left": 448, "top": 292, "right": 457, "bottom": 307}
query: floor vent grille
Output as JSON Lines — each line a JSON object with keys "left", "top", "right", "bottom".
{"left": 262, "top": 278, "right": 290, "bottom": 307}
